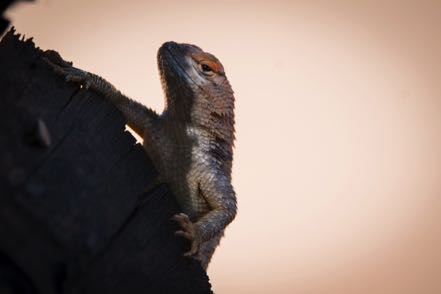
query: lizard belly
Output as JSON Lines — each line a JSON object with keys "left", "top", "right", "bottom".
{"left": 144, "top": 126, "right": 211, "bottom": 221}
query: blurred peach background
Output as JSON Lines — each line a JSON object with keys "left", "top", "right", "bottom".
{"left": 6, "top": 1, "right": 441, "bottom": 293}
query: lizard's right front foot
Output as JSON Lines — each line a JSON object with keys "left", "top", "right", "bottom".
{"left": 42, "top": 50, "right": 92, "bottom": 89}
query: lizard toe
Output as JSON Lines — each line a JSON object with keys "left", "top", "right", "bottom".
{"left": 183, "top": 240, "right": 200, "bottom": 256}
{"left": 174, "top": 230, "right": 193, "bottom": 240}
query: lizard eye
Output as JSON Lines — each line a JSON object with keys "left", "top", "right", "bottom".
{"left": 200, "top": 63, "right": 214, "bottom": 75}
{"left": 201, "top": 64, "right": 212, "bottom": 72}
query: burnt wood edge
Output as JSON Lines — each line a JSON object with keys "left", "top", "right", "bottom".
{"left": 0, "top": 28, "right": 213, "bottom": 294}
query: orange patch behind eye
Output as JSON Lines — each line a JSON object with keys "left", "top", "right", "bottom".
{"left": 192, "top": 53, "right": 224, "bottom": 74}
{"left": 204, "top": 60, "right": 222, "bottom": 73}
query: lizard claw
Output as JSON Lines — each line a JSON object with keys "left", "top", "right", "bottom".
{"left": 172, "top": 213, "right": 201, "bottom": 256}
{"left": 183, "top": 240, "right": 199, "bottom": 257}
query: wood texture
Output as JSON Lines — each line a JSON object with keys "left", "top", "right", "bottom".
{"left": 0, "top": 28, "right": 212, "bottom": 294}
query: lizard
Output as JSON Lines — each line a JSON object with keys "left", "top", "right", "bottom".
{"left": 43, "top": 41, "right": 237, "bottom": 270}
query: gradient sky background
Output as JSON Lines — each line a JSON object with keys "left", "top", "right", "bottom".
{"left": 6, "top": 1, "right": 441, "bottom": 293}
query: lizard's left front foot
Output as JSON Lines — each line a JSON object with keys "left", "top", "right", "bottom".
{"left": 42, "top": 50, "right": 93, "bottom": 89}
{"left": 172, "top": 213, "right": 202, "bottom": 256}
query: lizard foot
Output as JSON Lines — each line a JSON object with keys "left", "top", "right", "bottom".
{"left": 42, "top": 50, "right": 93, "bottom": 89}
{"left": 172, "top": 213, "right": 201, "bottom": 256}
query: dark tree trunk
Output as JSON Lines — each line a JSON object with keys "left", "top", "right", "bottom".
{"left": 0, "top": 28, "right": 212, "bottom": 294}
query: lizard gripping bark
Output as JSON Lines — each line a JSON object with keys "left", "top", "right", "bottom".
{"left": 43, "top": 42, "right": 237, "bottom": 270}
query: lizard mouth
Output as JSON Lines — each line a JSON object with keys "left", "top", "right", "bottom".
{"left": 158, "top": 42, "right": 210, "bottom": 99}
{"left": 158, "top": 42, "right": 187, "bottom": 78}
{"left": 158, "top": 42, "right": 204, "bottom": 91}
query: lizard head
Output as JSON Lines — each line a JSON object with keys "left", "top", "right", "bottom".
{"left": 157, "top": 41, "right": 235, "bottom": 145}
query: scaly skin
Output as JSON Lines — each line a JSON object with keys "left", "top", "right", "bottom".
{"left": 43, "top": 42, "right": 237, "bottom": 269}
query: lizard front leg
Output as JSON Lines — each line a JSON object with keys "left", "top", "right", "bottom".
{"left": 42, "top": 50, "right": 158, "bottom": 137}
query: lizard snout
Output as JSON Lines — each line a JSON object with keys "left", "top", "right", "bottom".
{"left": 161, "top": 41, "right": 178, "bottom": 51}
